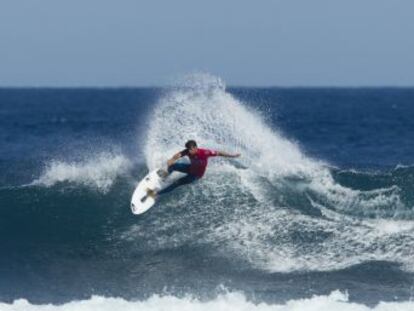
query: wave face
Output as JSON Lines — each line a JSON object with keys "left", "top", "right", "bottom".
{"left": 1, "top": 79, "right": 414, "bottom": 306}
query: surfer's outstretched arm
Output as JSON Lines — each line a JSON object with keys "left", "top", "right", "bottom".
{"left": 217, "top": 151, "right": 241, "bottom": 158}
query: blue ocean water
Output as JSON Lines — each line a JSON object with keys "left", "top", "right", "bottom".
{"left": 1, "top": 75, "right": 414, "bottom": 310}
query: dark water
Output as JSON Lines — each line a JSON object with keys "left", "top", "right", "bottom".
{"left": 1, "top": 78, "right": 414, "bottom": 309}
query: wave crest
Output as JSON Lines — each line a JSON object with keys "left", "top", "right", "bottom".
{"left": 32, "top": 152, "right": 131, "bottom": 193}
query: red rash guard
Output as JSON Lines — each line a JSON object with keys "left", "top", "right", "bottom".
{"left": 180, "top": 148, "right": 218, "bottom": 177}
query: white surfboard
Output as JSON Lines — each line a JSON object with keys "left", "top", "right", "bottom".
{"left": 130, "top": 169, "right": 174, "bottom": 215}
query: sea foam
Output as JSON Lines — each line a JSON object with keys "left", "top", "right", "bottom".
{"left": 32, "top": 152, "right": 131, "bottom": 193}
{"left": 1, "top": 291, "right": 413, "bottom": 311}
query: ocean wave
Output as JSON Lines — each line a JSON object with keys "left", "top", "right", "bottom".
{"left": 1, "top": 291, "right": 413, "bottom": 311}
{"left": 31, "top": 152, "right": 132, "bottom": 193}
{"left": 130, "top": 73, "right": 414, "bottom": 273}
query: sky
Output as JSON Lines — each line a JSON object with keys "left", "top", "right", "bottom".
{"left": 0, "top": 0, "right": 413, "bottom": 87}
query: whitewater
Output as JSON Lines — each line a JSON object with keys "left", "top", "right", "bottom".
{"left": 2, "top": 291, "right": 414, "bottom": 311}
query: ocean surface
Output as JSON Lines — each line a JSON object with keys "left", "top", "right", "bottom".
{"left": 1, "top": 74, "right": 414, "bottom": 310}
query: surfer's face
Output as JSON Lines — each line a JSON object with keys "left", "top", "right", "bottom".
{"left": 188, "top": 146, "right": 198, "bottom": 156}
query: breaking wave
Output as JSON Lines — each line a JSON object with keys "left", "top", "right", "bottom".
{"left": 31, "top": 152, "right": 132, "bottom": 193}
{"left": 133, "top": 73, "right": 414, "bottom": 273}
{"left": 1, "top": 290, "right": 413, "bottom": 311}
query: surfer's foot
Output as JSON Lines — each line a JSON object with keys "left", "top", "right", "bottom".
{"left": 157, "top": 169, "right": 169, "bottom": 179}
{"left": 146, "top": 188, "right": 157, "bottom": 198}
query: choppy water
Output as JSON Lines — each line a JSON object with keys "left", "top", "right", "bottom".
{"left": 1, "top": 74, "right": 414, "bottom": 310}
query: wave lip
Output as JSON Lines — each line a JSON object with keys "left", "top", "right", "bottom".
{"left": 1, "top": 290, "right": 413, "bottom": 311}
{"left": 31, "top": 152, "right": 131, "bottom": 193}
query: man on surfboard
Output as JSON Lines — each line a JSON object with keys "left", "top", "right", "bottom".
{"left": 147, "top": 140, "right": 240, "bottom": 197}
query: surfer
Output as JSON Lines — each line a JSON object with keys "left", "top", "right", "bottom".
{"left": 147, "top": 140, "right": 240, "bottom": 197}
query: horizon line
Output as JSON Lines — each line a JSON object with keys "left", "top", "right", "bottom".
{"left": 1, "top": 85, "right": 414, "bottom": 89}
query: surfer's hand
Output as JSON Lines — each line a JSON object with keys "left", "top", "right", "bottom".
{"left": 217, "top": 151, "right": 240, "bottom": 158}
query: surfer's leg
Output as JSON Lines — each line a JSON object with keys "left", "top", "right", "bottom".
{"left": 158, "top": 174, "right": 198, "bottom": 195}
{"left": 157, "top": 163, "right": 190, "bottom": 179}
{"left": 168, "top": 163, "right": 191, "bottom": 174}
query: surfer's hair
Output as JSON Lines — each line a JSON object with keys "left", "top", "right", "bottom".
{"left": 185, "top": 140, "right": 197, "bottom": 149}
